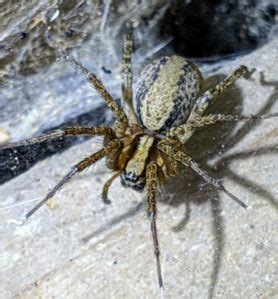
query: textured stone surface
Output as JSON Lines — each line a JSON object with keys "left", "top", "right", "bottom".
{"left": 0, "top": 38, "right": 277, "bottom": 298}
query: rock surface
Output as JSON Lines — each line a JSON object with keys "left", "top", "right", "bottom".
{"left": 0, "top": 35, "right": 277, "bottom": 299}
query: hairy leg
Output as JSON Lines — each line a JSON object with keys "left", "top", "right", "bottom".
{"left": 101, "top": 171, "right": 121, "bottom": 204}
{"left": 168, "top": 112, "right": 278, "bottom": 140}
{"left": 192, "top": 65, "right": 251, "bottom": 118}
{"left": 145, "top": 162, "right": 163, "bottom": 288}
{"left": 158, "top": 140, "right": 247, "bottom": 208}
{"left": 25, "top": 139, "right": 121, "bottom": 219}
{"left": 176, "top": 65, "right": 251, "bottom": 143}
{"left": 0, "top": 126, "right": 115, "bottom": 150}
{"left": 45, "top": 32, "right": 128, "bottom": 137}
{"left": 121, "top": 32, "right": 137, "bottom": 124}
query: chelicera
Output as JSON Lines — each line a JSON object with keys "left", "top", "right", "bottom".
{"left": 1, "top": 31, "right": 277, "bottom": 288}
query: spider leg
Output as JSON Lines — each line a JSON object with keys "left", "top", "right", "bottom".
{"left": 158, "top": 140, "right": 247, "bottom": 208}
{"left": 191, "top": 65, "right": 251, "bottom": 118}
{"left": 25, "top": 139, "right": 121, "bottom": 219}
{"left": 101, "top": 171, "right": 121, "bottom": 204}
{"left": 121, "top": 31, "right": 138, "bottom": 124}
{"left": 145, "top": 162, "right": 163, "bottom": 288}
{"left": 189, "top": 160, "right": 247, "bottom": 208}
{"left": 176, "top": 65, "right": 251, "bottom": 143}
{"left": 45, "top": 32, "right": 128, "bottom": 137}
{"left": 168, "top": 112, "right": 278, "bottom": 140}
{"left": 0, "top": 126, "right": 115, "bottom": 150}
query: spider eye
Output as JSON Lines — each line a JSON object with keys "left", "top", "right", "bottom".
{"left": 120, "top": 171, "right": 145, "bottom": 191}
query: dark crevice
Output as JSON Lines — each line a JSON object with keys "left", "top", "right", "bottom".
{"left": 0, "top": 105, "right": 110, "bottom": 185}
{"left": 159, "top": 0, "right": 276, "bottom": 59}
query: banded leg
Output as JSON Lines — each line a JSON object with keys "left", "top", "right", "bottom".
{"left": 158, "top": 140, "right": 247, "bottom": 208}
{"left": 145, "top": 162, "right": 163, "bottom": 288}
{"left": 25, "top": 139, "right": 121, "bottom": 219}
{"left": 45, "top": 32, "right": 128, "bottom": 137}
{"left": 121, "top": 32, "right": 137, "bottom": 124}
{"left": 168, "top": 113, "right": 278, "bottom": 140}
{"left": 101, "top": 171, "right": 121, "bottom": 204}
{"left": 0, "top": 126, "right": 115, "bottom": 150}
{"left": 192, "top": 65, "right": 250, "bottom": 118}
{"left": 177, "top": 66, "right": 251, "bottom": 143}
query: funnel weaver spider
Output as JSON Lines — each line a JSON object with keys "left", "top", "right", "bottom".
{"left": 1, "top": 31, "right": 277, "bottom": 288}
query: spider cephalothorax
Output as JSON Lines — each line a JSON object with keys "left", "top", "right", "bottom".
{"left": 1, "top": 31, "right": 277, "bottom": 288}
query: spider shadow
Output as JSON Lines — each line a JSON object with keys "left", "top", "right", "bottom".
{"left": 160, "top": 73, "right": 277, "bottom": 298}
{"left": 217, "top": 72, "right": 278, "bottom": 210}
{"left": 80, "top": 73, "right": 277, "bottom": 296}
{"left": 81, "top": 73, "right": 240, "bottom": 291}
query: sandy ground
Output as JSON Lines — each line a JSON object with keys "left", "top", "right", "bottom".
{"left": 0, "top": 39, "right": 277, "bottom": 298}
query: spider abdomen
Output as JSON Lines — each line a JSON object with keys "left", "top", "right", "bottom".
{"left": 135, "top": 56, "right": 202, "bottom": 132}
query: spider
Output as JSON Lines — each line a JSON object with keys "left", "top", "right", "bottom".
{"left": 1, "top": 31, "right": 277, "bottom": 288}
